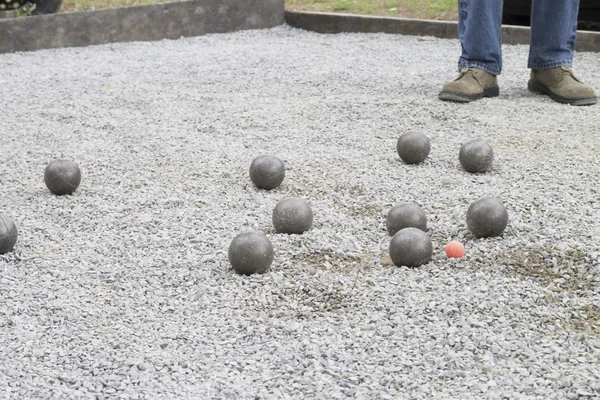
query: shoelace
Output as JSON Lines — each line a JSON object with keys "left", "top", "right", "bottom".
{"left": 556, "top": 66, "right": 583, "bottom": 83}
{"left": 559, "top": 66, "right": 574, "bottom": 75}
{"left": 458, "top": 68, "right": 482, "bottom": 85}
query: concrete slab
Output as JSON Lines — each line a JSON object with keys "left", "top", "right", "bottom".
{"left": 0, "top": 0, "right": 284, "bottom": 53}
{"left": 286, "top": 10, "right": 458, "bottom": 38}
{"left": 285, "top": 10, "right": 600, "bottom": 52}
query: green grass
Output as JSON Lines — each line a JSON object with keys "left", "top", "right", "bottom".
{"left": 57, "top": 0, "right": 458, "bottom": 20}
{"left": 60, "top": 0, "right": 171, "bottom": 13}
{"left": 430, "top": 0, "right": 457, "bottom": 12}
{"left": 286, "top": 0, "right": 458, "bottom": 20}
{"left": 331, "top": 0, "right": 376, "bottom": 14}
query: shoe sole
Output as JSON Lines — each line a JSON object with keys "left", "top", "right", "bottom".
{"left": 438, "top": 87, "right": 500, "bottom": 102}
{"left": 528, "top": 80, "right": 598, "bottom": 106}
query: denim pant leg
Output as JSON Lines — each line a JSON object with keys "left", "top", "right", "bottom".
{"left": 457, "top": 1, "right": 503, "bottom": 75}
{"left": 528, "top": 0, "right": 580, "bottom": 69}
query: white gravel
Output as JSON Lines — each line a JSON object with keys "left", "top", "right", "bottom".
{"left": 1, "top": 25, "right": 599, "bottom": 399}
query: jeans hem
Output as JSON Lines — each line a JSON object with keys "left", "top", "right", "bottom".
{"left": 528, "top": 60, "right": 573, "bottom": 70}
{"left": 458, "top": 62, "right": 501, "bottom": 76}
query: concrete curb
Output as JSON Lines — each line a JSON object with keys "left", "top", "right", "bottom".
{"left": 0, "top": 0, "right": 284, "bottom": 54}
{"left": 285, "top": 10, "right": 600, "bottom": 53}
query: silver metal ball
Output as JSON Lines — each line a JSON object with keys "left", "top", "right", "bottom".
{"left": 459, "top": 139, "right": 494, "bottom": 173}
{"left": 397, "top": 131, "right": 431, "bottom": 165}
{"left": 44, "top": 159, "right": 81, "bottom": 195}
{"left": 389, "top": 227, "right": 433, "bottom": 268}
{"left": 272, "top": 197, "right": 313, "bottom": 234}
{"left": 0, "top": 214, "right": 18, "bottom": 254}
{"left": 466, "top": 197, "right": 508, "bottom": 238}
{"left": 249, "top": 155, "right": 285, "bottom": 190}
{"left": 228, "top": 230, "right": 274, "bottom": 275}
{"left": 386, "top": 202, "right": 427, "bottom": 236}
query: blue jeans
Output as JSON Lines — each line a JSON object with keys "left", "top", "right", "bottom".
{"left": 458, "top": 0, "right": 580, "bottom": 75}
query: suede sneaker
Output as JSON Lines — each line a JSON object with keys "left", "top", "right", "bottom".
{"left": 528, "top": 66, "right": 597, "bottom": 106}
{"left": 438, "top": 68, "right": 500, "bottom": 102}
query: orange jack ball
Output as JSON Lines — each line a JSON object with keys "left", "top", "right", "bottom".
{"left": 445, "top": 240, "right": 465, "bottom": 258}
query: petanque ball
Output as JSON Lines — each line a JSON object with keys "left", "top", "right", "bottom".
{"left": 386, "top": 202, "right": 427, "bottom": 236}
{"left": 396, "top": 131, "right": 431, "bottom": 164}
{"left": 389, "top": 227, "right": 433, "bottom": 268}
{"left": 466, "top": 197, "right": 508, "bottom": 238}
{"left": 0, "top": 214, "right": 18, "bottom": 254}
{"left": 228, "top": 230, "right": 274, "bottom": 275}
{"left": 249, "top": 155, "right": 285, "bottom": 190}
{"left": 459, "top": 139, "right": 494, "bottom": 173}
{"left": 44, "top": 159, "right": 82, "bottom": 195}
{"left": 272, "top": 197, "right": 313, "bottom": 234}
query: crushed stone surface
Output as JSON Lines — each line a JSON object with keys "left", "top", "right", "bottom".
{"left": 0, "top": 24, "right": 599, "bottom": 399}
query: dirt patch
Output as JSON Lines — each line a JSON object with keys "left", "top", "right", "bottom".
{"left": 506, "top": 245, "right": 591, "bottom": 291}
{"left": 568, "top": 304, "right": 600, "bottom": 337}
{"left": 505, "top": 245, "right": 599, "bottom": 336}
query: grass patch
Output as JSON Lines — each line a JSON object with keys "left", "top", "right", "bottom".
{"left": 332, "top": 0, "right": 377, "bottom": 14}
{"left": 287, "top": 0, "right": 458, "bottom": 20}
{"left": 60, "top": 0, "right": 171, "bottom": 12}
{"left": 57, "top": 0, "right": 458, "bottom": 19}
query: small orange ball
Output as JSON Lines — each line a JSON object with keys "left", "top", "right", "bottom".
{"left": 445, "top": 240, "right": 465, "bottom": 258}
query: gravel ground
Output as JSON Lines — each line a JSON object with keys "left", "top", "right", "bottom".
{"left": 1, "top": 25, "right": 599, "bottom": 399}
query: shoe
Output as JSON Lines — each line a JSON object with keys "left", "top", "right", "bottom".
{"left": 438, "top": 68, "right": 500, "bottom": 102}
{"left": 528, "top": 66, "right": 597, "bottom": 106}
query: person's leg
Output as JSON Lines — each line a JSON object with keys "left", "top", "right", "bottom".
{"left": 528, "top": 0, "right": 597, "bottom": 106}
{"left": 439, "top": 1, "right": 502, "bottom": 102}
{"left": 458, "top": 0, "right": 503, "bottom": 75}
{"left": 528, "top": 0, "right": 578, "bottom": 69}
